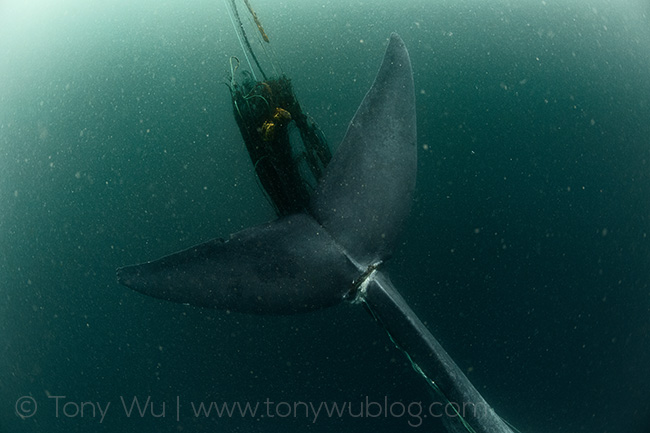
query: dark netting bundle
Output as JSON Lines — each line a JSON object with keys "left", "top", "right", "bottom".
{"left": 229, "top": 71, "right": 331, "bottom": 216}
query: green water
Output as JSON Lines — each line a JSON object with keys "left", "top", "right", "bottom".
{"left": 1, "top": 0, "right": 649, "bottom": 432}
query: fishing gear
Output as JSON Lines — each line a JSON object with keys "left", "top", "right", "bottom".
{"left": 224, "top": 0, "right": 331, "bottom": 216}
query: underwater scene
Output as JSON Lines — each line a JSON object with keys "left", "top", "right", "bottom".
{"left": 1, "top": 0, "right": 649, "bottom": 432}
